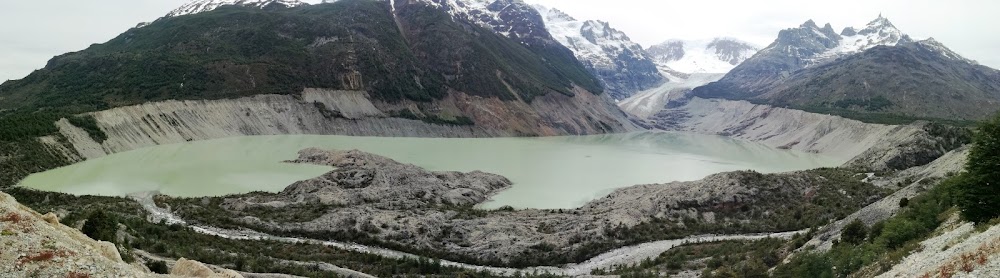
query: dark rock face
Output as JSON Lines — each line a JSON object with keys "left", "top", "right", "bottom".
{"left": 577, "top": 21, "right": 664, "bottom": 100}
{"left": 841, "top": 27, "right": 858, "bottom": 36}
{"left": 481, "top": 0, "right": 558, "bottom": 45}
{"left": 708, "top": 39, "right": 760, "bottom": 65}
{"left": 646, "top": 41, "right": 686, "bottom": 62}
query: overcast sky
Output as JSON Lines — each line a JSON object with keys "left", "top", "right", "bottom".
{"left": 2, "top": 0, "right": 998, "bottom": 82}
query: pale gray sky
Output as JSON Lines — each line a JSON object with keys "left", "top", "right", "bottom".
{"left": 2, "top": 0, "right": 998, "bottom": 82}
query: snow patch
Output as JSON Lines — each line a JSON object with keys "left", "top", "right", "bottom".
{"left": 535, "top": 5, "right": 650, "bottom": 73}
{"left": 167, "top": 0, "right": 310, "bottom": 17}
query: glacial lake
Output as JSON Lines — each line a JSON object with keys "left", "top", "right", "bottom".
{"left": 19, "top": 132, "right": 846, "bottom": 209}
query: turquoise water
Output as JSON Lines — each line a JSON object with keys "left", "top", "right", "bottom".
{"left": 19, "top": 132, "right": 845, "bottom": 209}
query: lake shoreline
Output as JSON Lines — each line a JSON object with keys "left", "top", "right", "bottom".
{"left": 20, "top": 131, "right": 844, "bottom": 209}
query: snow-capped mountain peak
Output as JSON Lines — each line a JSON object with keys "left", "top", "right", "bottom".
{"left": 581, "top": 20, "right": 633, "bottom": 44}
{"left": 536, "top": 6, "right": 649, "bottom": 69}
{"left": 167, "top": 0, "right": 308, "bottom": 17}
{"left": 808, "top": 15, "right": 913, "bottom": 65}
{"left": 647, "top": 38, "right": 760, "bottom": 74}
{"left": 534, "top": 4, "right": 663, "bottom": 100}
{"left": 532, "top": 4, "right": 575, "bottom": 22}
{"left": 413, "top": 0, "right": 553, "bottom": 44}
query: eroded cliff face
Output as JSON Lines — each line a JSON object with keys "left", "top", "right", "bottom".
{"left": 650, "top": 97, "right": 925, "bottom": 161}
{"left": 49, "top": 88, "right": 636, "bottom": 160}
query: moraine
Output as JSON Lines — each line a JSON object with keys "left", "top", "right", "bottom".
{"left": 19, "top": 131, "right": 844, "bottom": 209}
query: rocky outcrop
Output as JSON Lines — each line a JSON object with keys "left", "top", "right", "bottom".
{"left": 0, "top": 191, "right": 254, "bottom": 277}
{"left": 845, "top": 122, "right": 971, "bottom": 171}
{"left": 0, "top": 192, "right": 258, "bottom": 278}
{"left": 50, "top": 88, "right": 636, "bottom": 160}
{"left": 279, "top": 148, "right": 512, "bottom": 208}
{"left": 172, "top": 258, "right": 244, "bottom": 278}
{"left": 0, "top": 192, "right": 153, "bottom": 277}
{"left": 171, "top": 148, "right": 886, "bottom": 266}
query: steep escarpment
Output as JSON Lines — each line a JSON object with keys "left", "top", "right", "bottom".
{"left": 649, "top": 97, "right": 969, "bottom": 170}
{"left": 49, "top": 87, "right": 632, "bottom": 160}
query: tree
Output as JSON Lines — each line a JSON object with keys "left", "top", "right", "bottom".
{"left": 841, "top": 219, "right": 868, "bottom": 245}
{"left": 82, "top": 210, "right": 119, "bottom": 243}
{"left": 957, "top": 114, "right": 1000, "bottom": 223}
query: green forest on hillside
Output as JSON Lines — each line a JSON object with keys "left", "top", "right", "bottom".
{"left": 0, "top": 0, "right": 602, "bottom": 114}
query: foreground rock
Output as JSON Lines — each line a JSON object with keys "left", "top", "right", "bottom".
{"left": 164, "top": 148, "right": 888, "bottom": 267}
{"left": 0, "top": 192, "right": 241, "bottom": 278}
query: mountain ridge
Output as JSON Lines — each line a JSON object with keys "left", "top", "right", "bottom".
{"left": 692, "top": 15, "right": 1000, "bottom": 122}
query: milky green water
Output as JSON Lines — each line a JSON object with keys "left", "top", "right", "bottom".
{"left": 19, "top": 132, "right": 846, "bottom": 209}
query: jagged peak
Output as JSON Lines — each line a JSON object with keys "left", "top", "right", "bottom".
{"left": 532, "top": 4, "right": 576, "bottom": 22}
{"left": 859, "top": 14, "right": 899, "bottom": 35}
{"left": 581, "top": 20, "right": 632, "bottom": 42}
{"left": 801, "top": 19, "right": 819, "bottom": 29}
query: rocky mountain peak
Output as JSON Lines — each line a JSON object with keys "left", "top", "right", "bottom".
{"left": 534, "top": 4, "right": 663, "bottom": 100}
{"left": 841, "top": 27, "right": 857, "bottom": 36}
{"left": 167, "top": 0, "right": 307, "bottom": 17}
{"left": 757, "top": 15, "right": 917, "bottom": 67}
{"left": 412, "top": 0, "right": 555, "bottom": 45}
{"left": 858, "top": 14, "right": 902, "bottom": 36}
{"left": 646, "top": 40, "right": 686, "bottom": 62}
{"left": 708, "top": 38, "right": 761, "bottom": 66}
{"left": 801, "top": 19, "right": 819, "bottom": 28}
{"left": 532, "top": 5, "right": 576, "bottom": 22}
{"left": 580, "top": 20, "right": 632, "bottom": 44}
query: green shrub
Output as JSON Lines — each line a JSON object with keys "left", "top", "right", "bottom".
{"left": 841, "top": 219, "right": 868, "bottom": 245}
{"left": 146, "top": 261, "right": 169, "bottom": 274}
{"left": 82, "top": 210, "right": 119, "bottom": 243}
